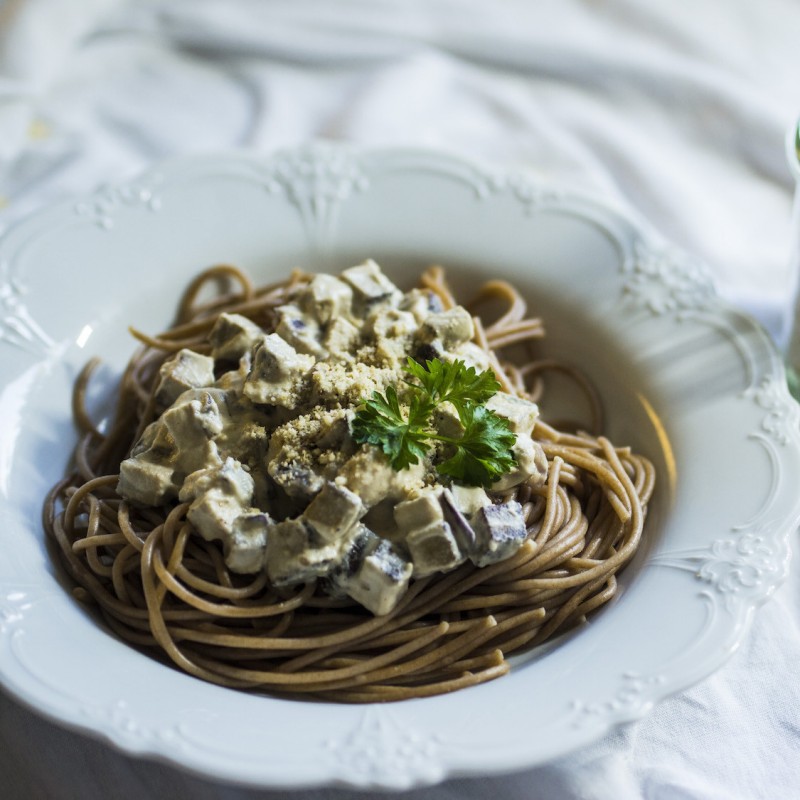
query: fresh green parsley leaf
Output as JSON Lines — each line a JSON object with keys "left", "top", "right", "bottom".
{"left": 350, "top": 385, "right": 430, "bottom": 469}
{"left": 404, "top": 357, "right": 500, "bottom": 416}
{"left": 352, "top": 358, "right": 517, "bottom": 487}
{"left": 436, "top": 404, "right": 517, "bottom": 486}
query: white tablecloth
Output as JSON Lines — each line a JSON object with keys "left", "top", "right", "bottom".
{"left": 2, "top": 2, "right": 799, "bottom": 798}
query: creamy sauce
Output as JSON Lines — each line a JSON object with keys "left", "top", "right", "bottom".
{"left": 117, "top": 261, "right": 547, "bottom": 615}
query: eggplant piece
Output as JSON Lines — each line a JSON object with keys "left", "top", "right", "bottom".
{"left": 268, "top": 460, "right": 324, "bottom": 501}
{"left": 346, "top": 538, "right": 412, "bottom": 616}
{"left": 439, "top": 489, "right": 478, "bottom": 554}
{"left": 322, "top": 524, "right": 378, "bottom": 598}
{"left": 470, "top": 500, "right": 528, "bottom": 567}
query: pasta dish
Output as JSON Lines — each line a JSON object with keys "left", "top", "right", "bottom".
{"left": 44, "top": 261, "right": 655, "bottom": 701}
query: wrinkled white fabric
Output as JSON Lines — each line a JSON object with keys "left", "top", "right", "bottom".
{"left": 1, "top": 2, "right": 799, "bottom": 798}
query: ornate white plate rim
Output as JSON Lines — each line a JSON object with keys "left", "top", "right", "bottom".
{"left": 0, "top": 143, "right": 799, "bottom": 790}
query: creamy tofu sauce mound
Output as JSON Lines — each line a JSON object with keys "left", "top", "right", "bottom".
{"left": 117, "top": 261, "right": 548, "bottom": 615}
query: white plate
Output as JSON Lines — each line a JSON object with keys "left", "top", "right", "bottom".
{"left": 1, "top": 145, "right": 799, "bottom": 790}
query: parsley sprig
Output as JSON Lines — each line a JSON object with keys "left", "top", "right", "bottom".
{"left": 351, "top": 358, "right": 516, "bottom": 487}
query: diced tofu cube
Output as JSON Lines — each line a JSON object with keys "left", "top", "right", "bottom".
{"left": 162, "top": 393, "right": 224, "bottom": 446}
{"left": 470, "top": 501, "right": 528, "bottom": 567}
{"left": 339, "top": 449, "right": 425, "bottom": 508}
{"left": 490, "top": 435, "right": 548, "bottom": 491}
{"left": 224, "top": 511, "right": 271, "bottom": 573}
{"left": 268, "top": 459, "right": 325, "bottom": 500}
{"left": 130, "top": 418, "right": 174, "bottom": 459}
{"left": 249, "top": 333, "right": 315, "bottom": 383}
{"left": 265, "top": 518, "right": 340, "bottom": 586}
{"left": 174, "top": 439, "right": 223, "bottom": 478}
{"left": 416, "top": 307, "right": 474, "bottom": 349}
{"left": 184, "top": 488, "right": 242, "bottom": 543}
{"left": 303, "top": 483, "right": 363, "bottom": 543}
{"left": 399, "top": 288, "right": 444, "bottom": 322}
{"left": 179, "top": 459, "right": 253, "bottom": 541}
{"left": 300, "top": 274, "right": 353, "bottom": 324}
{"left": 448, "top": 342, "right": 491, "bottom": 372}
{"left": 340, "top": 260, "right": 402, "bottom": 316}
{"left": 362, "top": 308, "right": 417, "bottom": 342}
{"left": 275, "top": 305, "right": 325, "bottom": 357}
{"left": 155, "top": 349, "right": 215, "bottom": 407}
{"left": 323, "top": 317, "right": 360, "bottom": 358}
{"left": 394, "top": 490, "right": 443, "bottom": 532}
{"left": 117, "top": 457, "right": 177, "bottom": 506}
{"left": 361, "top": 307, "right": 418, "bottom": 366}
{"left": 209, "top": 312, "right": 264, "bottom": 361}
{"left": 180, "top": 457, "right": 254, "bottom": 506}
{"left": 346, "top": 538, "right": 412, "bottom": 616}
{"left": 431, "top": 401, "right": 463, "bottom": 439}
{"left": 486, "top": 392, "right": 540, "bottom": 435}
{"left": 448, "top": 484, "right": 491, "bottom": 516}
{"left": 405, "top": 521, "right": 464, "bottom": 577}
{"left": 242, "top": 334, "right": 314, "bottom": 408}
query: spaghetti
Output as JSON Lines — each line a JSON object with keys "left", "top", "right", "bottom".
{"left": 43, "top": 264, "right": 655, "bottom": 701}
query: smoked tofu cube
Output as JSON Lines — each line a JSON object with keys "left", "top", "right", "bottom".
{"left": 300, "top": 274, "right": 353, "bottom": 324}
{"left": 322, "top": 317, "right": 360, "bottom": 359}
{"left": 265, "top": 519, "right": 341, "bottom": 586}
{"left": 362, "top": 308, "right": 417, "bottom": 342}
{"left": 490, "top": 435, "right": 548, "bottom": 492}
{"left": 449, "top": 341, "right": 491, "bottom": 372}
{"left": 399, "top": 288, "right": 444, "bottom": 322}
{"left": 486, "top": 392, "right": 540, "bottom": 435}
{"left": 448, "top": 484, "right": 491, "bottom": 516}
{"left": 405, "top": 521, "right": 464, "bottom": 577}
{"left": 303, "top": 483, "right": 363, "bottom": 543}
{"left": 243, "top": 334, "right": 314, "bottom": 408}
{"left": 225, "top": 511, "right": 271, "bottom": 573}
{"left": 155, "top": 349, "right": 215, "bottom": 408}
{"left": 162, "top": 393, "right": 225, "bottom": 445}
{"left": 275, "top": 305, "right": 325, "bottom": 357}
{"left": 180, "top": 457, "right": 254, "bottom": 505}
{"left": 416, "top": 307, "right": 474, "bottom": 349}
{"left": 117, "top": 458, "right": 177, "bottom": 506}
{"left": 209, "top": 312, "right": 264, "bottom": 361}
{"left": 179, "top": 459, "right": 255, "bottom": 543}
{"left": 248, "top": 333, "right": 315, "bottom": 382}
{"left": 340, "top": 260, "right": 402, "bottom": 316}
{"left": 394, "top": 490, "right": 443, "bottom": 532}
{"left": 470, "top": 501, "right": 528, "bottom": 567}
{"left": 184, "top": 489, "right": 242, "bottom": 544}
{"left": 431, "top": 402, "right": 463, "bottom": 438}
